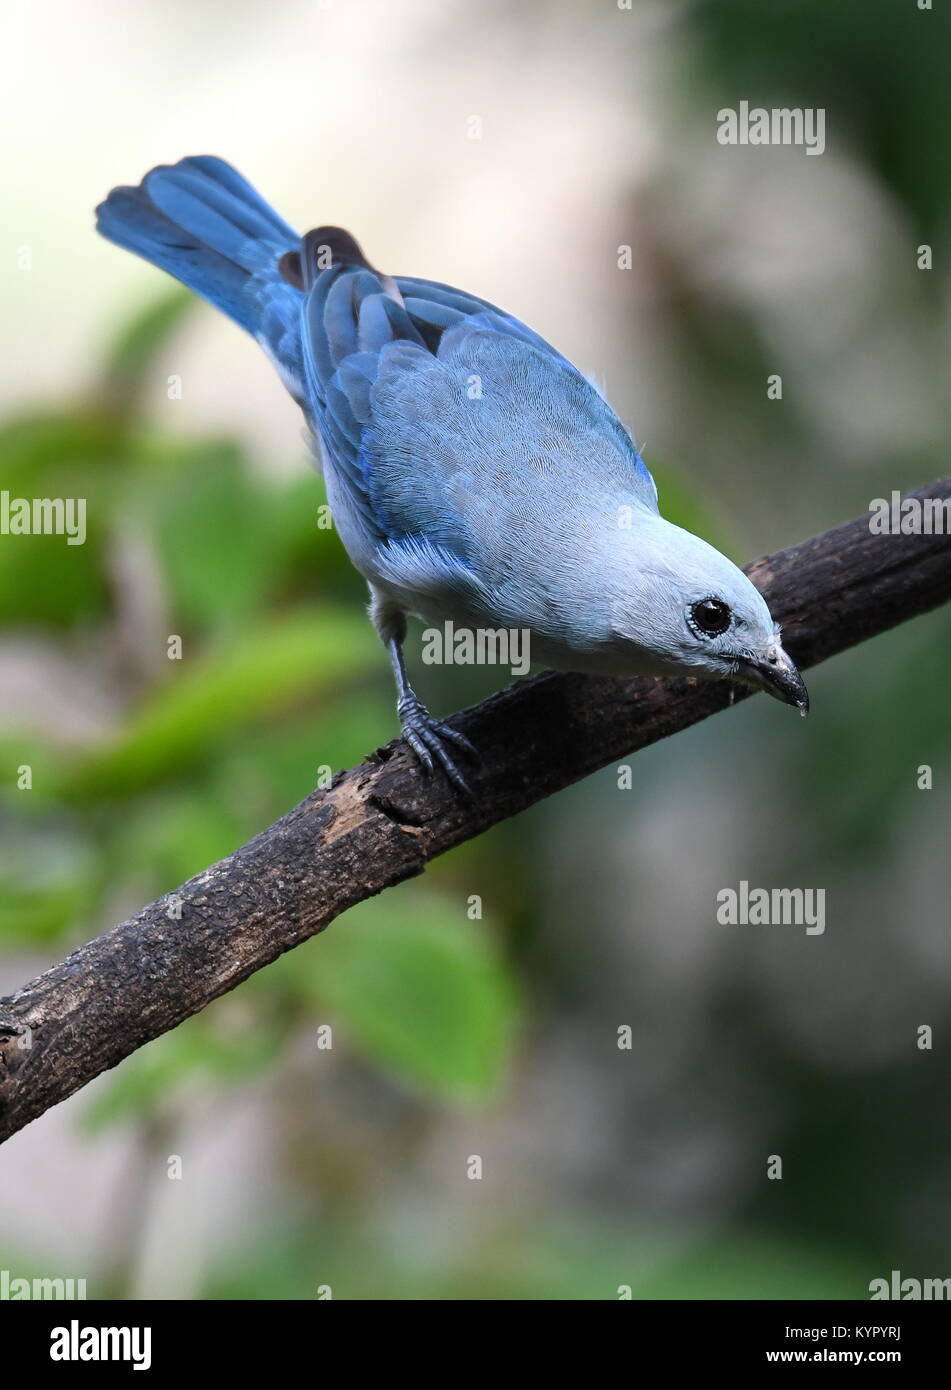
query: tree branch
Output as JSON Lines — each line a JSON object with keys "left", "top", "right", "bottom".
{"left": 2, "top": 479, "right": 950, "bottom": 1142}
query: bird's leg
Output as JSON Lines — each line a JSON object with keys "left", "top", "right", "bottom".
{"left": 387, "top": 636, "right": 480, "bottom": 792}
{"left": 371, "top": 593, "right": 478, "bottom": 793}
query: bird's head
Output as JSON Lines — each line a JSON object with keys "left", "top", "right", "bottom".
{"left": 605, "top": 516, "right": 809, "bottom": 713}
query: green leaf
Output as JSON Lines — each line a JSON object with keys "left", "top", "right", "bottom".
{"left": 277, "top": 892, "right": 519, "bottom": 1102}
{"left": 111, "top": 788, "right": 248, "bottom": 892}
{"left": 147, "top": 441, "right": 289, "bottom": 629}
{"left": 0, "top": 412, "right": 122, "bottom": 627}
{"left": 211, "top": 690, "right": 394, "bottom": 820}
{"left": 58, "top": 605, "right": 379, "bottom": 798}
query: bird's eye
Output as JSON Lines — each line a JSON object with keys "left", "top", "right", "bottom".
{"left": 690, "top": 597, "right": 732, "bottom": 637}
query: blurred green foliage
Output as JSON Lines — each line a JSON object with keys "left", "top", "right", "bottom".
{"left": 690, "top": 0, "right": 950, "bottom": 231}
{"left": 206, "top": 1225, "right": 869, "bottom": 1301}
{"left": 0, "top": 291, "right": 524, "bottom": 1115}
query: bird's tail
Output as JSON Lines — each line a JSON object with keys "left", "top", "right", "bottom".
{"left": 95, "top": 156, "right": 300, "bottom": 338}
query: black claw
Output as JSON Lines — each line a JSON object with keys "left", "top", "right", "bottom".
{"left": 398, "top": 699, "right": 479, "bottom": 794}
{"left": 437, "top": 756, "right": 474, "bottom": 797}
{"left": 432, "top": 721, "right": 481, "bottom": 764}
{"left": 405, "top": 732, "right": 434, "bottom": 775}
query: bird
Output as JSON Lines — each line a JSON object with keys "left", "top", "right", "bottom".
{"left": 96, "top": 155, "right": 808, "bottom": 792}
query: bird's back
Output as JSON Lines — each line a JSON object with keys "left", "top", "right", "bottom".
{"left": 96, "top": 155, "right": 659, "bottom": 613}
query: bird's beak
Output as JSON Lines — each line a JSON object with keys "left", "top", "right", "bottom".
{"left": 736, "top": 643, "right": 810, "bottom": 715}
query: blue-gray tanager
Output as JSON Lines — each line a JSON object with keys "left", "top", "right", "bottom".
{"left": 97, "top": 156, "right": 808, "bottom": 791}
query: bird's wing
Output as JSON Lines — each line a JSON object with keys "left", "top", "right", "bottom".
{"left": 300, "top": 264, "right": 658, "bottom": 595}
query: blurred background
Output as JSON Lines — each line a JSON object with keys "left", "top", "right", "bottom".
{"left": 2, "top": 0, "right": 950, "bottom": 1300}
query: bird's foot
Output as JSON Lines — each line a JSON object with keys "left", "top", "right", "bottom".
{"left": 397, "top": 693, "right": 480, "bottom": 794}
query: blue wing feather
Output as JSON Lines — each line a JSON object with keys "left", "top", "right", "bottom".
{"left": 299, "top": 265, "right": 658, "bottom": 573}
{"left": 96, "top": 155, "right": 657, "bottom": 590}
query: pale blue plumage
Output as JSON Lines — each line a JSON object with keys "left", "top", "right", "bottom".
{"left": 97, "top": 155, "right": 807, "bottom": 790}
